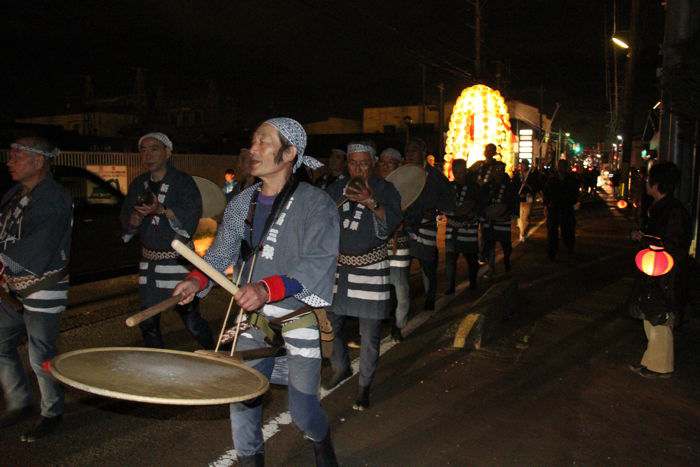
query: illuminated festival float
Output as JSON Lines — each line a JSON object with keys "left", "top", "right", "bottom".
{"left": 444, "top": 84, "right": 515, "bottom": 179}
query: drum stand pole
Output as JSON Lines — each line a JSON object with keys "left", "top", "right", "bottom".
{"left": 214, "top": 263, "right": 246, "bottom": 353}
{"left": 230, "top": 253, "right": 258, "bottom": 356}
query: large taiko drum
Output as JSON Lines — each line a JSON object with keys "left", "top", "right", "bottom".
{"left": 193, "top": 176, "right": 227, "bottom": 219}
{"left": 385, "top": 164, "right": 427, "bottom": 211}
{"left": 50, "top": 347, "right": 269, "bottom": 405}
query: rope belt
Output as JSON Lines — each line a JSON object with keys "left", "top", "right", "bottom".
{"left": 388, "top": 235, "right": 409, "bottom": 251}
{"left": 338, "top": 244, "right": 388, "bottom": 267}
{"left": 141, "top": 247, "right": 179, "bottom": 261}
{"left": 247, "top": 311, "right": 317, "bottom": 344}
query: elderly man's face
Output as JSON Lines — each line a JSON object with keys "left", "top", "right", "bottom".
{"left": 139, "top": 137, "right": 170, "bottom": 173}
{"left": 347, "top": 152, "right": 373, "bottom": 180}
{"left": 249, "top": 123, "right": 292, "bottom": 178}
{"left": 7, "top": 140, "right": 45, "bottom": 183}
{"left": 404, "top": 143, "right": 424, "bottom": 165}
{"left": 378, "top": 154, "right": 400, "bottom": 178}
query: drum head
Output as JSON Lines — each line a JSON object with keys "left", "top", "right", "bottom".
{"left": 50, "top": 347, "right": 269, "bottom": 405}
{"left": 385, "top": 165, "right": 427, "bottom": 210}
{"left": 193, "top": 176, "right": 227, "bottom": 219}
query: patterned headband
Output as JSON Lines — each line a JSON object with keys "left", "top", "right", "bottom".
{"left": 10, "top": 143, "right": 60, "bottom": 159}
{"left": 139, "top": 132, "right": 173, "bottom": 151}
{"left": 347, "top": 143, "right": 377, "bottom": 160}
{"left": 264, "top": 117, "right": 323, "bottom": 172}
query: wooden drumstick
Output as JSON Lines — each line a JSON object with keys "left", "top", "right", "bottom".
{"left": 126, "top": 294, "right": 183, "bottom": 327}
{"left": 231, "top": 252, "right": 258, "bottom": 355}
{"left": 215, "top": 264, "right": 246, "bottom": 352}
{"left": 171, "top": 239, "right": 239, "bottom": 296}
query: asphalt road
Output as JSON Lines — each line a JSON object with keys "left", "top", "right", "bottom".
{"left": 1, "top": 192, "right": 698, "bottom": 466}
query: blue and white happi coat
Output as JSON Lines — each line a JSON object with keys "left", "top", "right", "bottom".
{"left": 445, "top": 182, "right": 479, "bottom": 254}
{"left": 481, "top": 177, "right": 517, "bottom": 242}
{"left": 388, "top": 229, "right": 410, "bottom": 269}
{"left": 121, "top": 167, "right": 202, "bottom": 307}
{"left": 326, "top": 176, "right": 402, "bottom": 320}
{"left": 404, "top": 165, "right": 455, "bottom": 262}
{"left": 0, "top": 178, "right": 72, "bottom": 313}
{"left": 201, "top": 181, "right": 339, "bottom": 360}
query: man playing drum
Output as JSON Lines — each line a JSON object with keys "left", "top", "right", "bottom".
{"left": 403, "top": 139, "right": 455, "bottom": 310}
{"left": 121, "top": 132, "right": 214, "bottom": 349}
{"left": 445, "top": 159, "right": 481, "bottom": 293}
{"left": 0, "top": 137, "right": 72, "bottom": 441}
{"left": 477, "top": 156, "right": 518, "bottom": 276}
{"left": 324, "top": 143, "right": 401, "bottom": 411}
{"left": 174, "top": 118, "right": 340, "bottom": 466}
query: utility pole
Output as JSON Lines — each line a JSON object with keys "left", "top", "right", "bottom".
{"left": 421, "top": 64, "right": 427, "bottom": 126}
{"left": 538, "top": 84, "right": 544, "bottom": 165}
{"left": 621, "top": 0, "right": 640, "bottom": 197}
{"left": 474, "top": 0, "right": 481, "bottom": 80}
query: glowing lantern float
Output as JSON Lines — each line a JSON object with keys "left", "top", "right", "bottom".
{"left": 617, "top": 199, "right": 628, "bottom": 209}
{"left": 444, "top": 84, "right": 515, "bottom": 179}
{"left": 635, "top": 245, "right": 674, "bottom": 276}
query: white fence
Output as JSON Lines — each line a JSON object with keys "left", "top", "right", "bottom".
{"left": 0, "top": 150, "right": 238, "bottom": 187}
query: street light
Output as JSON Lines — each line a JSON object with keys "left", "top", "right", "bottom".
{"left": 612, "top": 36, "right": 630, "bottom": 49}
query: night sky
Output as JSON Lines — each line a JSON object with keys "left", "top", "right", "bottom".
{"left": 1, "top": 1, "right": 662, "bottom": 144}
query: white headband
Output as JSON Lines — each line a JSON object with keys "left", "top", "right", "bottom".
{"left": 10, "top": 143, "right": 59, "bottom": 159}
{"left": 347, "top": 143, "right": 377, "bottom": 160}
{"left": 139, "top": 132, "right": 173, "bottom": 151}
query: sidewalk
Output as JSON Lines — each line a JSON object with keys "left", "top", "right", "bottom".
{"left": 265, "top": 193, "right": 700, "bottom": 466}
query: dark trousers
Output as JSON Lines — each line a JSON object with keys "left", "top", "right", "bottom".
{"left": 445, "top": 251, "right": 479, "bottom": 290}
{"left": 418, "top": 256, "right": 438, "bottom": 302}
{"left": 139, "top": 297, "right": 214, "bottom": 349}
{"left": 327, "top": 312, "right": 382, "bottom": 389}
{"left": 482, "top": 225, "right": 512, "bottom": 272}
{"left": 546, "top": 207, "right": 576, "bottom": 259}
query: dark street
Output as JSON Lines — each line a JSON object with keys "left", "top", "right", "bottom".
{"left": 1, "top": 190, "right": 698, "bottom": 466}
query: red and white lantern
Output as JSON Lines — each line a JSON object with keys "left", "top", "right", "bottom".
{"left": 635, "top": 245, "right": 674, "bottom": 276}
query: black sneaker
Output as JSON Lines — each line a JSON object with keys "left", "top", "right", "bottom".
{"left": 20, "top": 415, "right": 62, "bottom": 442}
{"left": 352, "top": 386, "right": 370, "bottom": 411}
{"left": 0, "top": 406, "right": 35, "bottom": 429}
{"left": 629, "top": 365, "right": 672, "bottom": 379}
{"left": 323, "top": 368, "right": 352, "bottom": 390}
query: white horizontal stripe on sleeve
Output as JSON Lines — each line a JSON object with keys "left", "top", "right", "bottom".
{"left": 347, "top": 273, "right": 389, "bottom": 285}
{"left": 347, "top": 289, "right": 391, "bottom": 301}
{"left": 25, "top": 290, "right": 68, "bottom": 300}
{"left": 23, "top": 304, "right": 65, "bottom": 313}
{"left": 284, "top": 343, "right": 321, "bottom": 359}
{"left": 154, "top": 264, "right": 189, "bottom": 274}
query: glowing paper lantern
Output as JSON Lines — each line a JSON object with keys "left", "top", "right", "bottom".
{"left": 635, "top": 245, "right": 674, "bottom": 276}
{"left": 617, "top": 199, "right": 628, "bottom": 209}
{"left": 444, "top": 84, "right": 515, "bottom": 179}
